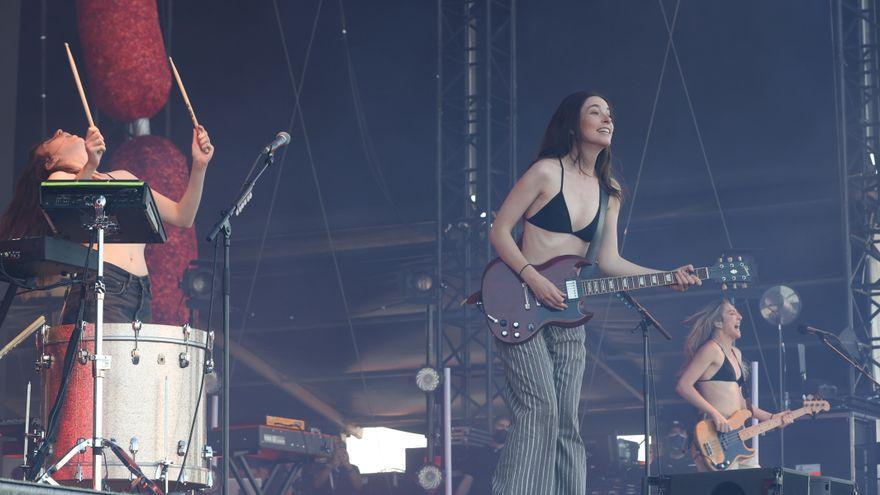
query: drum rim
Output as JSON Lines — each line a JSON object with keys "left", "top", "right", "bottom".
{"left": 45, "top": 323, "right": 210, "bottom": 350}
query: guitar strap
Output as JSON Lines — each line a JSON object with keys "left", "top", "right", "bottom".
{"left": 584, "top": 186, "right": 608, "bottom": 264}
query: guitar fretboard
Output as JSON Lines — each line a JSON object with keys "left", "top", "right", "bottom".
{"left": 737, "top": 406, "right": 813, "bottom": 441}
{"left": 577, "top": 267, "right": 710, "bottom": 297}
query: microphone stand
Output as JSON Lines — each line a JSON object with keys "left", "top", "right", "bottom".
{"left": 805, "top": 328, "right": 880, "bottom": 389}
{"left": 206, "top": 150, "right": 276, "bottom": 495}
{"left": 615, "top": 291, "right": 671, "bottom": 495}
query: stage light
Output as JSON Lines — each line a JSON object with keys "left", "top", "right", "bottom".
{"left": 415, "top": 367, "right": 441, "bottom": 392}
{"left": 417, "top": 464, "right": 443, "bottom": 490}
{"left": 181, "top": 262, "right": 213, "bottom": 301}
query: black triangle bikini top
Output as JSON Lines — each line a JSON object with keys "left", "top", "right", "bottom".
{"left": 525, "top": 158, "right": 600, "bottom": 242}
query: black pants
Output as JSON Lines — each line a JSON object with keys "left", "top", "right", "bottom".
{"left": 60, "top": 262, "right": 152, "bottom": 325}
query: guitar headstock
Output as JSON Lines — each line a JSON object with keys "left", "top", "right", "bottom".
{"left": 707, "top": 254, "right": 756, "bottom": 290}
{"left": 803, "top": 399, "right": 831, "bottom": 414}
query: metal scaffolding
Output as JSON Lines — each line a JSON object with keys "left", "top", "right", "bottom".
{"left": 432, "top": 0, "right": 517, "bottom": 437}
{"left": 834, "top": 0, "right": 880, "bottom": 491}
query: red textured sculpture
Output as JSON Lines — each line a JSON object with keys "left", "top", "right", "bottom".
{"left": 75, "top": 0, "right": 171, "bottom": 121}
{"left": 108, "top": 136, "right": 197, "bottom": 324}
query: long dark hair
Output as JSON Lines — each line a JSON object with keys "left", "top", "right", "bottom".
{"left": 0, "top": 141, "right": 78, "bottom": 239}
{"left": 536, "top": 91, "right": 622, "bottom": 201}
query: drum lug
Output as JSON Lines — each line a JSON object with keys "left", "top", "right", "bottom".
{"left": 77, "top": 349, "right": 89, "bottom": 365}
{"left": 157, "top": 353, "right": 166, "bottom": 365}
{"left": 204, "top": 358, "right": 215, "bottom": 374}
{"left": 177, "top": 440, "right": 188, "bottom": 456}
{"left": 35, "top": 354, "right": 53, "bottom": 372}
{"left": 131, "top": 320, "right": 141, "bottom": 365}
{"left": 179, "top": 352, "right": 191, "bottom": 368}
{"left": 203, "top": 445, "right": 214, "bottom": 460}
{"left": 129, "top": 437, "right": 139, "bottom": 455}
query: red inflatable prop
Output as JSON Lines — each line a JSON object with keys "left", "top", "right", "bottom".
{"left": 75, "top": 0, "right": 171, "bottom": 121}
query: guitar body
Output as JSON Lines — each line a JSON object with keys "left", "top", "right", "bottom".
{"left": 480, "top": 255, "right": 597, "bottom": 345}
{"left": 693, "top": 409, "right": 755, "bottom": 471}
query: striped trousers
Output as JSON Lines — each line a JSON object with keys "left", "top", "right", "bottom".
{"left": 492, "top": 325, "right": 587, "bottom": 495}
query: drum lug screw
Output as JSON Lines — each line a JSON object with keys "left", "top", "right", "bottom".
{"left": 179, "top": 352, "right": 191, "bottom": 368}
{"left": 76, "top": 349, "right": 89, "bottom": 365}
{"left": 204, "top": 358, "right": 215, "bottom": 374}
{"left": 203, "top": 445, "right": 214, "bottom": 460}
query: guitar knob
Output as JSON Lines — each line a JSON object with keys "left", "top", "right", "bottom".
{"left": 501, "top": 330, "right": 509, "bottom": 337}
{"left": 512, "top": 322, "right": 520, "bottom": 329}
{"left": 500, "top": 320, "right": 508, "bottom": 327}
{"left": 528, "top": 324, "right": 535, "bottom": 332}
{"left": 513, "top": 332, "right": 521, "bottom": 339}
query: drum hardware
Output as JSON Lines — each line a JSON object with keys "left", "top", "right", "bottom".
{"left": 37, "top": 181, "right": 167, "bottom": 491}
{"left": 180, "top": 323, "right": 192, "bottom": 369}
{"left": 129, "top": 437, "right": 139, "bottom": 456}
{"left": 158, "top": 353, "right": 166, "bottom": 365}
{"left": 76, "top": 348, "right": 89, "bottom": 365}
{"left": 21, "top": 382, "right": 32, "bottom": 476}
{"left": 35, "top": 354, "right": 53, "bottom": 371}
{"left": 131, "top": 320, "right": 141, "bottom": 365}
{"left": 177, "top": 441, "right": 187, "bottom": 457}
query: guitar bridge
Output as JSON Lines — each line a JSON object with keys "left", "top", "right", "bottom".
{"left": 565, "top": 279, "right": 579, "bottom": 299}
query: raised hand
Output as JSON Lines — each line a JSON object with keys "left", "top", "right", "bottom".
{"left": 84, "top": 126, "right": 105, "bottom": 168}
{"left": 192, "top": 125, "right": 214, "bottom": 169}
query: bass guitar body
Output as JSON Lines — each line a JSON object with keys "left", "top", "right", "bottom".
{"left": 693, "top": 409, "right": 755, "bottom": 471}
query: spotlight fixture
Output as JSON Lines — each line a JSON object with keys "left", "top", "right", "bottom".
{"left": 415, "top": 367, "right": 441, "bottom": 393}
{"left": 181, "top": 262, "right": 214, "bottom": 301}
{"left": 417, "top": 464, "right": 443, "bottom": 490}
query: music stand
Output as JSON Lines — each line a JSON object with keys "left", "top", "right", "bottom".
{"left": 37, "top": 180, "right": 166, "bottom": 492}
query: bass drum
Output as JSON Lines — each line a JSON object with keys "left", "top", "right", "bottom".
{"left": 38, "top": 323, "right": 213, "bottom": 490}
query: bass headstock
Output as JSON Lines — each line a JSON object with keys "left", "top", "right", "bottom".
{"left": 803, "top": 398, "right": 831, "bottom": 414}
{"left": 707, "top": 254, "right": 756, "bottom": 290}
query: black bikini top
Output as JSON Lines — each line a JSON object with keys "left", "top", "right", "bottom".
{"left": 525, "top": 158, "right": 600, "bottom": 242}
{"left": 698, "top": 340, "right": 745, "bottom": 387}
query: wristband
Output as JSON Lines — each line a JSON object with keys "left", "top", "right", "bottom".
{"left": 518, "top": 263, "right": 533, "bottom": 278}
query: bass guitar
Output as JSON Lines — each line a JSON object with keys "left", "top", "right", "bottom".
{"left": 477, "top": 254, "right": 754, "bottom": 344}
{"left": 694, "top": 399, "right": 830, "bottom": 470}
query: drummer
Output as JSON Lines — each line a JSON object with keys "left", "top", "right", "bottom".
{"left": 0, "top": 125, "right": 214, "bottom": 324}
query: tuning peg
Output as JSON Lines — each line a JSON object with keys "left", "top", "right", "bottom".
{"left": 727, "top": 256, "right": 734, "bottom": 262}
{"left": 737, "top": 255, "right": 743, "bottom": 261}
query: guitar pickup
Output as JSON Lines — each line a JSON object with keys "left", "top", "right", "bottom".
{"left": 703, "top": 443, "right": 713, "bottom": 456}
{"left": 565, "top": 280, "right": 579, "bottom": 299}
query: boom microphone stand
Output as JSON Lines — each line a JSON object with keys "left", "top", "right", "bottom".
{"left": 207, "top": 136, "right": 285, "bottom": 495}
{"left": 615, "top": 291, "right": 671, "bottom": 495}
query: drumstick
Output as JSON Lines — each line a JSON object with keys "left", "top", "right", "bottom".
{"left": 64, "top": 43, "right": 94, "bottom": 127}
{"left": 169, "top": 57, "right": 200, "bottom": 128}
{"left": 0, "top": 316, "right": 46, "bottom": 362}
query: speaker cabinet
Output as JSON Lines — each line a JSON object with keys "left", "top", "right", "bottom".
{"left": 655, "top": 467, "right": 853, "bottom": 495}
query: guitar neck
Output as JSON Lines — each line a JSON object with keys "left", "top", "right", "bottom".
{"left": 578, "top": 267, "right": 710, "bottom": 297}
{"left": 737, "top": 407, "right": 812, "bottom": 441}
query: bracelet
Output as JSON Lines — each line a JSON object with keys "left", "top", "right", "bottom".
{"left": 518, "top": 263, "right": 533, "bottom": 278}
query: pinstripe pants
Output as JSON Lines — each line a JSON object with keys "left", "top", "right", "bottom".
{"left": 492, "top": 325, "right": 587, "bottom": 495}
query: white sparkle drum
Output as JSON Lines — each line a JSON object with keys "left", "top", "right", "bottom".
{"left": 38, "top": 322, "right": 214, "bottom": 490}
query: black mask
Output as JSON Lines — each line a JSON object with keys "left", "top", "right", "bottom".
{"left": 492, "top": 429, "right": 509, "bottom": 444}
{"left": 666, "top": 433, "right": 688, "bottom": 454}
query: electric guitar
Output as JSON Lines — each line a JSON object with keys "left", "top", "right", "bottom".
{"left": 694, "top": 399, "right": 830, "bottom": 471}
{"left": 476, "top": 254, "right": 754, "bottom": 344}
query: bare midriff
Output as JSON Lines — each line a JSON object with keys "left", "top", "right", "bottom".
{"left": 520, "top": 221, "right": 589, "bottom": 265}
{"left": 89, "top": 243, "right": 149, "bottom": 276}
{"left": 696, "top": 381, "right": 745, "bottom": 418}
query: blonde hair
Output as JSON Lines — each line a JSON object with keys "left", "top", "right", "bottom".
{"left": 683, "top": 298, "right": 731, "bottom": 362}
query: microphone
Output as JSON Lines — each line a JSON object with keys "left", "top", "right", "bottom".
{"left": 262, "top": 132, "right": 291, "bottom": 154}
{"left": 798, "top": 324, "right": 836, "bottom": 338}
